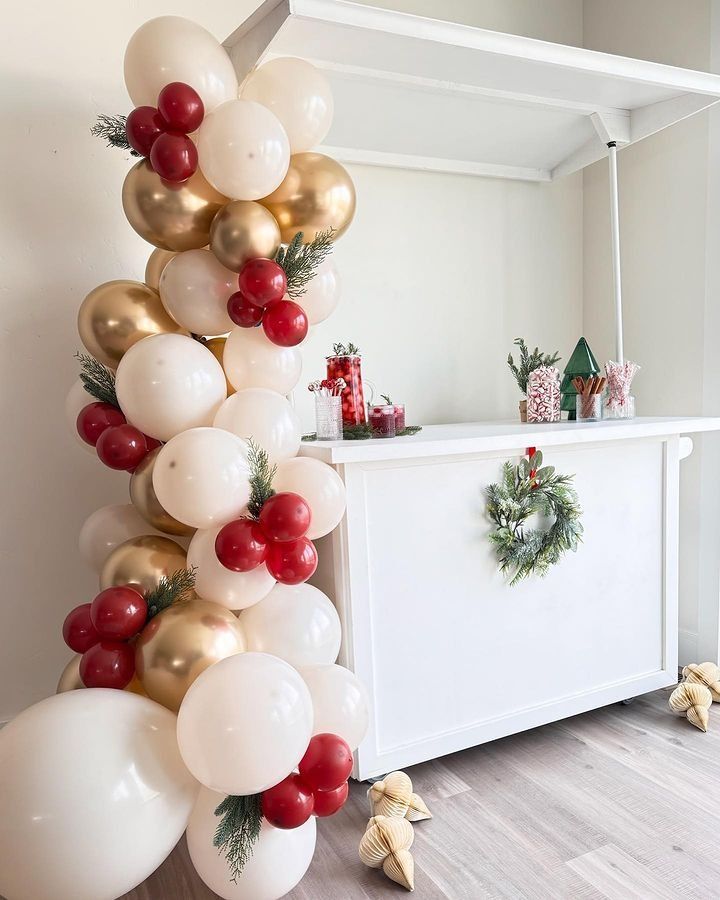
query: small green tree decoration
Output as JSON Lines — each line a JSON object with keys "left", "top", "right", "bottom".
{"left": 560, "top": 338, "right": 601, "bottom": 420}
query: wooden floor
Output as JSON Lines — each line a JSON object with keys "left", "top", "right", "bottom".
{"left": 123, "top": 688, "right": 720, "bottom": 899}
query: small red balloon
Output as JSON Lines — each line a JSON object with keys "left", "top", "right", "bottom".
{"left": 259, "top": 492, "right": 311, "bottom": 543}
{"left": 215, "top": 519, "right": 269, "bottom": 572}
{"left": 126, "top": 106, "right": 165, "bottom": 156}
{"left": 63, "top": 603, "right": 101, "bottom": 653}
{"left": 238, "top": 259, "right": 287, "bottom": 308}
{"left": 150, "top": 132, "right": 198, "bottom": 183}
{"left": 266, "top": 537, "right": 318, "bottom": 585}
{"left": 227, "top": 291, "right": 264, "bottom": 328}
{"left": 157, "top": 82, "right": 205, "bottom": 134}
{"left": 262, "top": 300, "right": 308, "bottom": 347}
{"left": 299, "top": 733, "right": 353, "bottom": 792}
{"left": 76, "top": 402, "right": 126, "bottom": 447}
{"left": 312, "top": 782, "right": 349, "bottom": 818}
{"left": 261, "top": 774, "right": 315, "bottom": 829}
{"left": 90, "top": 586, "right": 147, "bottom": 641}
{"left": 80, "top": 640, "right": 135, "bottom": 689}
{"left": 96, "top": 424, "right": 148, "bottom": 471}
{"left": 144, "top": 435, "right": 162, "bottom": 452}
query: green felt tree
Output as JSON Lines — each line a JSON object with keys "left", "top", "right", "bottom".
{"left": 560, "top": 337, "right": 600, "bottom": 420}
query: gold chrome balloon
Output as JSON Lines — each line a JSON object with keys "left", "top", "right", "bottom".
{"left": 56, "top": 655, "right": 84, "bottom": 693}
{"left": 144, "top": 248, "right": 178, "bottom": 289}
{"left": 125, "top": 675, "right": 148, "bottom": 697}
{"left": 204, "top": 337, "right": 235, "bottom": 395}
{"left": 77, "top": 280, "right": 186, "bottom": 369}
{"left": 209, "top": 200, "right": 281, "bottom": 273}
{"left": 100, "top": 535, "right": 190, "bottom": 596}
{"left": 135, "top": 600, "right": 246, "bottom": 712}
{"left": 123, "top": 159, "right": 228, "bottom": 252}
{"left": 129, "top": 448, "right": 196, "bottom": 537}
{"left": 259, "top": 152, "right": 356, "bottom": 243}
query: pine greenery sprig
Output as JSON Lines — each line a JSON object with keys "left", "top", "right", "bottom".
{"left": 331, "top": 342, "right": 360, "bottom": 357}
{"left": 275, "top": 230, "right": 334, "bottom": 299}
{"left": 246, "top": 440, "right": 276, "bottom": 519}
{"left": 91, "top": 114, "right": 139, "bottom": 156}
{"left": 76, "top": 352, "right": 119, "bottom": 408}
{"left": 214, "top": 794, "right": 263, "bottom": 882}
{"left": 144, "top": 568, "right": 196, "bottom": 619}
{"left": 507, "top": 338, "right": 561, "bottom": 395}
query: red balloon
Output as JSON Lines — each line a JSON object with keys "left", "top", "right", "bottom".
{"left": 144, "top": 435, "right": 162, "bottom": 452}
{"left": 238, "top": 259, "right": 287, "bottom": 308}
{"left": 227, "top": 291, "right": 264, "bottom": 328}
{"left": 298, "top": 733, "right": 353, "bottom": 791}
{"left": 63, "top": 603, "right": 101, "bottom": 654}
{"left": 215, "top": 519, "right": 269, "bottom": 572}
{"left": 262, "top": 300, "right": 308, "bottom": 347}
{"left": 265, "top": 537, "right": 318, "bottom": 585}
{"left": 90, "top": 586, "right": 147, "bottom": 641}
{"left": 259, "top": 492, "right": 311, "bottom": 543}
{"left": 80, "top": 640, "right": 135, "bottom": 689}
{"left": 157, "top": 82, "right": 204, "bottom": 134}
{"left": 150, "top": 132, "right": 198, "bottom": 183}
{"left": 126, "top": 106, "right": 164, "bottom": 156}
{"left": 261, "top": 774, "right": 314, "bottom": 829}
{"left": 96, "top": 424, "right": 148, "bottom": 471}
{"left": 76, "top": 402, "right": 126, "bottom": 447}
{"left": 312, "top": 781, "right": 349, "bottom": 818}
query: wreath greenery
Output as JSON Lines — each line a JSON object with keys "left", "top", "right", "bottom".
{"left": 486, "top": 451, "right": 583, "bottom": 585}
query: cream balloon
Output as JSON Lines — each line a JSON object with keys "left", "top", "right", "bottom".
{"left": 124, "top": 16, "right": 238, "bottom": 111}
{"left": 153, "top": 428, "right": 251, "bottom": 530}
{"left": 177, "top": 652, "right": 313, "bottom": 795}
{"left": 214, "top": 389, "right": 301, "bottom": 465}
{"left": 115, "top": 334, "right": 227, "bottom": 442}
{"left": 0, "top": 690, "right": 198, "bottom": 900}
{"left": 187, "top": 525, "right": 275, "bottom": 610}
{"left": 65, "top": 380, "right": 95, "bottom": 454}
{"left": 223, "top": 326, "right": 302, "bottom": 394}
{"left": 273, "top": 457, "right": 347, "bottom": 539}
{"left": 241, "top": 56, "right": 334, "bottom": 153}
{"left": 239, "top": 583, "right": 341, "bottom": 667}
{"left": 159, "top": 249, "right": 235, "bottom": 336}
{"left": 297, "top": 258, "right": 341, "bottom": 325}
{"left": 300, "top": 663, "right": 370, "bottom": 752}
{"left": 187, "top": 788, "right": 317, "bottom": 900}
{"left": 78, "top": 504, "right": 167, "bottom": 572}
{"left": 197, "top": 100, "right": 290, "bottom": 200}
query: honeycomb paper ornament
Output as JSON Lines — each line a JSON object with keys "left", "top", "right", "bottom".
{"left": 669, "top": 682, "right": 712, "bottom": 732}
{"left": 368, "top": 771, "right": 432, "bottom": 821}
{"left": 682, "top": 662, "right": 720, "bottom": 702}
{"left": 359, "top": 814, "right": 415, "bottom": 891}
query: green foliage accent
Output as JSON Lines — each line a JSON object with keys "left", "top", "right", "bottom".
{"left": 144, "top": 568, "right": 196, "bottom": 620}
{"left": 397, "top": 425, "right": 422, "bottom": 436}
{"left": 213, "top": 794, "right": 263, "bottom": 883}
{"left": 380, "top": 394, "right": 392, "bottom": 405}
{"left": 331, "top": 341, "right": 360, "bottom": 357}
{"left": 75, "top": 352, "right": 119, "bottom": 408}
{"left": 560, "top": 337, "right": 601, "bottom": 417}
{"left": 486, "top": 451, "right": 583, "bottom": 586}
{"left": 91, "top": 114, "right": 140, "bottom": 156}
{"left": 302, "top": 424, "right": 422, "bottom": 441}
{"left": 275, "top": 230, "right": 334, "bottom": 299}
{"left": 507, "top": 338, "right": 561, "bottom": 395}
{"left": 247, "top": 440, "right": 276, "bottom": 519}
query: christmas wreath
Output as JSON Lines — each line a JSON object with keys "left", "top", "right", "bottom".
{"left": 486, "top": 450, "right": 583, "bottom": 585}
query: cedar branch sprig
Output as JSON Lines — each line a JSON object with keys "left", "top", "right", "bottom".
{"left": 144, "top": 568, "right": 196, "bottom": 620}
{"left": 246, "top": 440, "right": 276, "bottom": 519}
{"left": 275, "top": 230, "right": 335, "bottom": 299}
{"left": 331, "top": 342, "right": 360, "bottom": 357}
{"left": 91, "top": 114, "right": 139, "bottom": 156}
{"left": 214, "top": 794, "right": 263, "bottom": 882}
{"left": 507, "top": 338, "right": 561, "bottom": 395}
{"left": 75, "top": 352, "right": 119, "bottom": 408}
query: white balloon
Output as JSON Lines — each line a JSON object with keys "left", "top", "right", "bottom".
{"left": 197, "top": 100, "right": 290, "bottom": 200}
{"left": 241, "top": 57, "right": 334, "bottom": 153}
{"left": 159, "top": 249, "right": 236, "bottom": 336}
{"left": 124, "top": 16, "right": 238, "bottom": 112}
{"left": 240, "top": 583, "right": 341, "bottom": 667}
{"left": 79, "top": 503, "right": 164, "bottom": 571}
{"left": 187, "top": 525, "right": 275, "bottom": 610}
{"left": 153, "top": 428, "right": 250, "bottom": 530}
{"left": 223, "top": 326, "right": 302, "bottom": 394}
{"left": 300, "top": 664, "right": 370, "bottom": 752}
{"left": 214, "top": 389, "right": 301, "bottom": 465}
{"left": 0, "top": 690, "right": 198, "bottom": 900}
{"left": 187, "top": 787, "right": 316, "bottom": 900}
{"left": 65, "top": 380, "right": 95, "bottom": 454}
{"left": 115, "top": 334, "right": 227, "bottom": 442}
{"left": 273, "top": 457, "right": 346, "bottom": 539}
{"left": 297, "top": 258, "right": 341, "bottom": 325}
{"left": 177, "top": 652, "right": 313, "bottom": 795}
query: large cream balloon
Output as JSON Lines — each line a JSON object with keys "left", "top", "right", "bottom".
{"left": 159, "top": 249, "right": 235, "bottom": 336}
{"left": 124, "top": 16, "right": 238, "bottom": 111}
{"left": 223, "top": 326, "right": 302, "bottom": 394}
{"left": 300, "top": 663, "right": 370, "bottom": 752}
{"left": 153, "top": 428, "right": 251, "bottom": 530}
{"left": 273, "top": 457, "right": 346, "bottom": 539}
{"left": 79, "top": 503, "right": 167, "bottom": 572}
{"left": 297, "top": 258, "right": 341, "bottom": 325}
{"left": 0, "top": 690, "right": 198, "bottom": 900}
{"left": 187, "top": 788, "right": 317, "bottom": 900}
{"left": 198, "top": 100, "right": 290, "bottom": 201}
{"left": 241, "top": 57, "right": 334, "bottom": 153}
{"left": 177, "top": 652, "right": 313, "bottom": 795}
{"left": 239, "top": 583, "right": 341, "bottom": 667}
{"left": 214, "top": 389, "right": 301, "bottom": 465}
{"left": 187, "top": 525, "right": 275, "bottom": 610}
{"left": 65, "top": 380, "right": 95, "bottom": 454}
{"left": 115, "top": 334, "right": 227, "bottom": 442}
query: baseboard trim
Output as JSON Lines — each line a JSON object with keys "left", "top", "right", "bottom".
{"left": 679, "top": 629, "right": 699, "bottom": 667}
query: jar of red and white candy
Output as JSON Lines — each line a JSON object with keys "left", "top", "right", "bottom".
{"left": 326, "top": 350, "right": 366, "bottom": 426}
{"left": 526, "top": 366, "right": 561, "bottom": 423}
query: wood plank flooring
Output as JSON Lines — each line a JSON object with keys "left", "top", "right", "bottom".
{"left": 123, "top": 688, "right": 720, "bottom": 899}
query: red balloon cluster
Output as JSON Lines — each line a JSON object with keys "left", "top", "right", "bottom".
{"left": 63, "top": 586, "right": 148, "bottom": 689}
{"left": 77, "top": 401, "right": 159, "bottom": 472}
{"left": 227, "top": 258, "right": 309, "bottom": 348}
{"left": 261, "top": 733, "right": 353, "bottom": 829}
{"left": 215, "top": 492, "right": 318, "bottom": 586}
{"left": 126, "top": 82, "right": 204, "bottom": 184}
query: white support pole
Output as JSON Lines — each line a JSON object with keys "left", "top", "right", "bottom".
{"left": 607, "top": 141, "right": 624, "bottom": 363}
